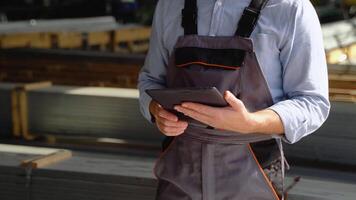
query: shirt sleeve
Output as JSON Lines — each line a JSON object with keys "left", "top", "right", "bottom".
{"left": 137, "top": 0, "right": 169, "bottom": 122}
{"left": 268, "top": 0, "right": 330, "bottom": 144}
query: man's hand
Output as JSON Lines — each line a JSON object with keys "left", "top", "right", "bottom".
{"left": 149, "top": 101, "right": 188, "bottom": 136}
{"left": 174, "top": 91, "right": 284, "bottom": 135}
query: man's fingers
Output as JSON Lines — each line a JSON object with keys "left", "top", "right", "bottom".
{"left": 157, "top": 117, "right": 188, "bottom": 128}
{"left": 157, "top": 108, "right": 178, "bottom": 122}
{"left": 157, "top": 123, "right": 186, "bottom": 136}
{"left": 150, "top": 101, "right": 188, "bottom": 136}
{"left": 175, "top": 106, "right": 213, "bottom": 126}
{"left": 224, "top": 91, "right": 243, "bottom": 111}
{"left": 150, "top": 101, "right": 178, "bottom": 121}
{"left": 180, "top": 102, "right": 217, "bottom": 117}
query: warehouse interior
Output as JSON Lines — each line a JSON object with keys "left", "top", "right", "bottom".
{"left": 0, "top": 0, "right": 356, "bottom": 200}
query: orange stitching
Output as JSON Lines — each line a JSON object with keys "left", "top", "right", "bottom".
{"left": 247, "top": 144, "right": 281, "bottom": 200}
{"left": 176, "top": 61, "right": 240, "bottom": 70}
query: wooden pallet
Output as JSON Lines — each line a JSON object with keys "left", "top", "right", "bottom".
{"left": 329, "top": 88, "right": 356, "bottom": 102}
{"left": 0, "top": 49, "right": 144, "bottom": 88}
{"left": 329, "top": 73, "right": 356, "bottom": 90}
{"left": 113, "top": 27, "right": 151, "bottom": 53}
{"left": 0, "top": 33, "right": 51, "bottom": 49}
{"left": 10, "top": 81, "right": 52, "bottom": 140}
{"left": 0, "top": 17, "right": 151, "bottom": 53}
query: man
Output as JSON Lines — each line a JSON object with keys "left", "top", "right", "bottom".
{"left": 138, "top": 0, "right": 330, "bottom": 199}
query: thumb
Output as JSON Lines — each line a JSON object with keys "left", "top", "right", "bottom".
{"left": 224, "top": 91, "right": 244, "bottom": 111}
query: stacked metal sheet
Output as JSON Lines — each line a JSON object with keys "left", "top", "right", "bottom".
{"left": 0, "top": 150, "right": 158, "bottom": 200}
{"left": 2, "top": 83, "right": 356, "bottom": 166}
{"left": 285, "top": 101, "right": 356, "bottom": 166}
{"left": 1, "top": 149, "right": 356, "bottom": 200}
{"left": 0, "top": 152, "right": 32, "bottom": 200}
{"left": 27, "top": 85, "right": 163, "bottom": 144}
{"left": 0, "top": 83, "right": 18, "bottom": 138}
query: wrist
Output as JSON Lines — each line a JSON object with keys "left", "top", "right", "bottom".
{"left": 245, "top": 112, "right": 262, "bottom": 134}
{"left": 245, "top": 109, "right": 284, "bottom": 135}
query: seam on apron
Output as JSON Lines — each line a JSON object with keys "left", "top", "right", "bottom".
{"left": 247, "top": 144, "right": 281, "bottom": 200}
{"left": 153, "top": 137, "right": 178, "bottom": 179}
{"left": 202, "top": 143, "right": 215, "bottom": 200}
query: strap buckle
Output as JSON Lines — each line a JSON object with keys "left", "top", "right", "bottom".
{"left": 235, "top": 7, "right": 260, "bottom": 37}
{"left": 241, "top": 7, "right": 260, "bottom": 25}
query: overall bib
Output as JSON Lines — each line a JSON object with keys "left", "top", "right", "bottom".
{"left": 153, "top": 0, "right": 286, "bottom": 199}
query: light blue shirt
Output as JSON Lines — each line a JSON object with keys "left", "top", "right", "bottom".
{"left": 138, "top": 0, "right": 330, "bottom": 144}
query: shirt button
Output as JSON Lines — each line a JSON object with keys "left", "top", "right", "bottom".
{"left": 217, "top": 1, "right": 222, "bottom": 6}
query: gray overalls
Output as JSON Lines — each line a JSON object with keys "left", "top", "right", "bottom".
{"left": 153, "top": 0, "right": 286, "bottom": 199}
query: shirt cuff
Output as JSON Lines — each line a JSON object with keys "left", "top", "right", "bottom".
{"left": 139, "top": 91, "right": 155, "bottom": 124}
{"left": 268, "top": 102, "right": 307, "bottom": 144}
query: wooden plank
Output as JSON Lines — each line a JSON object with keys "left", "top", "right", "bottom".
{"left": 0, "top": 33, "right": 48, "bottom": 48}
{"left": 114, "top": 27, "right": 151, "bottom": 43}
{"left": 29, "top": 33, "right": 52, "bottom": 49}
{"left": 329, "top": 88, "right": 356, "bottom": 103}
{"left": 329, "top": 88, "right": 356, "bottom": 95}
{"left": 12, "top": 81, "right": 53, "bottom": 140}
{"left": 329, "top": 74, "right": 356, "bottom": 89}
{"left": 128, "top": 42, "right": 150, "bottom": 53}
{"left": 54, "top": 32, "right": 83, "bottom": 49}
{"left": 10, "top": 90, "right": 21, "bottom": 137}
{"left": 328, "top": 64, "right": 356, "bottom": 75}
{"left": 17, "top": 90, "right": 33, "bottom": 140}
{"left": 87, "top": 31, "right": 110, "bottom": 47}
{"left": 113, "top": 27, "right": 151, "bottom": 53}
{"left": 21, "top": 150, "right": 72, "bottom": 169}
{"left": 19, "top": 81, "right": 52, "bottom": 91}
{"left": 330, "top": 95, "right": 355, "bottom": 103}
{"left": 329, "top": 74, "right": 356, "bottom": 81}
{"left": 0, "top": 144, "right": 59, "bottom": 155}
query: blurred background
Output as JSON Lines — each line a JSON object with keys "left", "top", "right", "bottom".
{"left": 0, "top": 0, "right": 355, "bottom": 200}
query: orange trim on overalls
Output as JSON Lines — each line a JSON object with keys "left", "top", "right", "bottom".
{"left": 248, "top": 144, "right": 281, "bottom": 200}
{"left": 176, "top": 61, "right": 241, "bottom": 70}
{"left": 153, "top": 137, "right": 178, "bottom": 179}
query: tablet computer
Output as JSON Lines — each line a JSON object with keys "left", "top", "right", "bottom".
{"left": 146, "top": 87, "right": 228, "bottom": 111}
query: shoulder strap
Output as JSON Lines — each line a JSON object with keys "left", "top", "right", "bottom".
{"left": 235, "top": 0, "right": 269, "bottom": 37}
{"left": 181, "top": 0, "right": 198, "bottom": 35}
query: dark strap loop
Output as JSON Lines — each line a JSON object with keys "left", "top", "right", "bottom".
{"left": 181, "top": 0, "right": 198, "bottom": 35}
{"left": 235, "top": 0, "right": 269, "bottom": 37}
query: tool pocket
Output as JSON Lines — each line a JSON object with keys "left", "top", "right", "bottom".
{"left": 175, "top": 47, "right": 245, "bottom": 71}
{"left": 171, "top": 46, "right": 245, "bottom": 95}
{"left": 247, "top": 144, "right": 282, "bottom": 200}
{"left": 153, "top": 137, "right": 177, "bottom": 179}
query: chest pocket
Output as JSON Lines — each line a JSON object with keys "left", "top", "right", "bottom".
{"left": 175, "top": 47, "right": 246, "bottom": 71}
{"left": 253, "top": 33, "right": 280, "bottom": 68}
